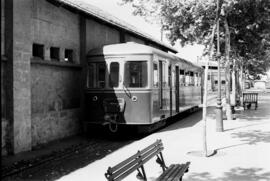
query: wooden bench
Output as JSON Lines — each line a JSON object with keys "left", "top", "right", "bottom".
{"left": 105, "top": 139, "right": 190, "bottom": 181}
{"left": 243, "top": 92, "right": 258, "bottom": 110}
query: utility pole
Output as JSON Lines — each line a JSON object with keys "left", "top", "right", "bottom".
{"left": 215, "top": 0, "right": 224, "bottom": 132}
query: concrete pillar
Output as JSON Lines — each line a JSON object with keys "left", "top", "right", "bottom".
{"left": 79, "top": 15, "right": 87, "bottom": 132}
{"left": 5, "top": 0, "right": 32, "bottom": 154}
{"left": 44, "top": 45, "right": 50, "bottom": 60}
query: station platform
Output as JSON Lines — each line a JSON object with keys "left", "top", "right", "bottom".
{"left": 58, "top": 92, "right": 270, "bottom": 181}
{"left": 2, "top": 92, "right": 270, "bottom": 181}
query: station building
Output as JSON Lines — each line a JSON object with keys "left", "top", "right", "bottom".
{"left": 199, "top": 60, "right": 226, "bottom": 93}
{"left": 1, "top": 0, "right": 177, "bottom": 155}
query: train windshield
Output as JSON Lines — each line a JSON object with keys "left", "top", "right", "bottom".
{"left": 124, "top": 61, "right": 147, "bottom": 88}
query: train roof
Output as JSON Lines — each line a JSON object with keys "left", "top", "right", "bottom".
{"left": 87, "top": 42, "right": 202, "bottom": 70}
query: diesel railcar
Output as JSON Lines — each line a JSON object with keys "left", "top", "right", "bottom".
{"left": 84, "top": 42, "right": 203, "bottom": 133}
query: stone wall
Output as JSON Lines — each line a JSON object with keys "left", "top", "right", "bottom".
{"left": 125, "top": 33, "right": 146, "bottom": 44}
{"left": 1, "top": 60, "right": 8, "bottom": 155}
{"left": 86, "top": 19, "right": 120, "bottom": 51}
{"left": 31, "top": 63, "right": 81, "bottom": 146}
{"left": 30, "top": 0, "right": 81, "bottom": 147}
{"left": 32, "top": 0, "right": 80, "bottom": 62}
{"left": 1, "top": 0, "right": 7, "bottom": 155}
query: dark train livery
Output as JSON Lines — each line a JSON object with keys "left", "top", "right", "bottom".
{"left": 84, "top": 42, "right": 203, "bottom": 133}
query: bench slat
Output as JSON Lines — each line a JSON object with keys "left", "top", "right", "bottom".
{"left": 112, "top": 147, "right": 163, "bottom": 180}
{"left": 110, "top": 157, "right": 141, "bottom": 180}
{"left": 156, "top": 164, "right": 177, "bottom": 181}
{"left": 110, "top": 140, "right": 161, "bottom": 173}
{"left": 166, "top": 164, "right": 183, "bottom": 181}
{"left": 109, "top": 151, "right": 140, "bottom": 173}
{"left": 156, "top": 162, "right": 190, "bottom": 181}
{"left": 140, "top": 139, "right": 162, "bottom": 155}
{"left": 110, "top": 163, "right": 142, "bottom": 181}
{"left": 173, "top": 162, "right": 190, "bottom": 179}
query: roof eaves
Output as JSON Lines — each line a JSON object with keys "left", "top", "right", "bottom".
{"left": 52, "top": 0, "right": 177, "bottom": 53}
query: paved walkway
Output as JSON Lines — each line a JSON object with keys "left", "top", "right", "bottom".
{"left": 58, "top": 93, "right": 270, "bottom": 181}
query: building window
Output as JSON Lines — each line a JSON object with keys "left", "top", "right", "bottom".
{"left": 222, "top": 80, "right": 226, "bottom": 84}
{"left": 32, "top": 43, "right": 44, "bottom": 59}
{"left": 64, "top": 49, "right": 73, "bottom": 62}
{"left": 50, "top": 47, "right": 60, "bottom": 61}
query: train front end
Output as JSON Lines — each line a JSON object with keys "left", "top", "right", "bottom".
{"left": 84, "top": 45, "right": 152, "bottom": 133}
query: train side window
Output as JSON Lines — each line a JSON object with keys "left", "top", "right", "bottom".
{"left": 198, "top": 73, "right": 202, "bottom": 86}
{"left": 124, "top": 61, "right": 147, "bottom": 88}
{"left": 180, "top": 69, "right": 185, "bottom": 86}
{"left": 195, "top": 73, "right": 198, "bottom": 86}
{"left": 87, "top": 62, "right": 106, "bottom": 88}
{"left": 97, "top": 63, "right": 106, "bottom": 88}
{"left": 190, "top": 72, "right": 194, "bottom": 86}
{"left": 109, "top": 62, "right": 119, "bottom": 88}
{"left": 153, "top": 63, "right": 158, "bottom": 88}
{"left": 185, "top": 71, "right": 190, "bottom": 86}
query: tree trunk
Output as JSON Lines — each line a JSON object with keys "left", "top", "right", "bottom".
{"left": 231, "top": 59, "right": 236, "bottom": 112}
{"left": 224, "top": 17, "right": 233, "bottom": 120}
{"left": 202, "top": 23, "right": 216, "bottom": 157}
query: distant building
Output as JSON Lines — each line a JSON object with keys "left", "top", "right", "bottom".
{"left": 1, "top": 0, "right": 177, "bottom": 155}
{"left": 198, "top": 59, "right": 226, "bottom": 93}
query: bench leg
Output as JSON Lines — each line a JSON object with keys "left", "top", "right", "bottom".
{"left": 136, "top": 165, "right": 147, "bottom": 181}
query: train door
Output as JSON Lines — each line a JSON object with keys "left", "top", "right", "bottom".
{"left": 175, "top": 66, "right": 180, "bottom": 113}
{"left": 168, "top": 64, "right": 172, "bottom": 116}
{"left": 159, "top": 60, "right": 163, "bottom": 109}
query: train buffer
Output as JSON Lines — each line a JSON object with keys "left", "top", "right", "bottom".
{"left": 104, "top": 139, "right": 190, "bottom": 181}
{"left": 243, "top": 92, "right": 258, "bottom": 110}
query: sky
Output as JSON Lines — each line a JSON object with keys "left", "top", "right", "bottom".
{"left": 81, "top": 0, "right": 204, "bottom": 62}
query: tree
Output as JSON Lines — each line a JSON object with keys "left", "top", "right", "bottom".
{"left": 121, "top": 0, "right": 270, "bottom": 75}
{"left": 121, "top": 0, "right": 270, "bottom": 155}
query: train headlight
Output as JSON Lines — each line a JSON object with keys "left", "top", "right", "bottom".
{"left": 131, "top": 96, "right": 137, "bottom": 102}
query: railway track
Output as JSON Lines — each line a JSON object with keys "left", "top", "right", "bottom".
{"left": 1, "top": 136, "right": 136, "bottom": 181}
{"left": 1, "top": 107, "right": 203, "bottom": 180}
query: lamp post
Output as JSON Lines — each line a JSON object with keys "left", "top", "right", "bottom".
{"left": 216, "top": 0, "right": 223, "bottom": 132}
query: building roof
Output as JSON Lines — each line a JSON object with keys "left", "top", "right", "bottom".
{"left": 51, "top": 0, "right": 178, "bottom": 53}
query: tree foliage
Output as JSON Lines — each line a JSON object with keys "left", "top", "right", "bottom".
{"left": 121, "top": 0, "right": 270, "bottom": 75}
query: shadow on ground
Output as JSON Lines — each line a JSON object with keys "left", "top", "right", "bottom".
{"left": 158, "top": 110, "right": 202, "bottom": 132}
{"left": 186, "top": 167, "right": 270, "bottom": 181}
{"left": 207, "top": 94, "right": 270, "bottom": 122}
{"left": 231, "top": 130, "right": 270, "bottom": 145}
